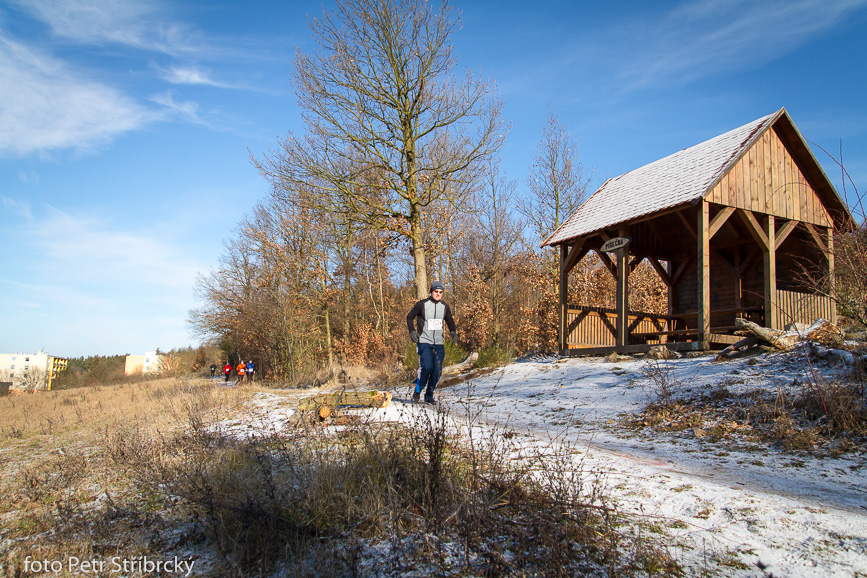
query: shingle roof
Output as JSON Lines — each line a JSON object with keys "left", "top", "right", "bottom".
{"left": 542, "top": 110, "right": 781, "bottom": 246}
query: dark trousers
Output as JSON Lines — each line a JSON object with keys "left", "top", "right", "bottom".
{"left": 418, "top": 343, "right": 444, "bottom": 400}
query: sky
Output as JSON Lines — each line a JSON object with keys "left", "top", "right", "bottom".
{"left": 2, "top": 0, "right": 866, "bottom": 358}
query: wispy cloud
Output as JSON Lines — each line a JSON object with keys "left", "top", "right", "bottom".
{"left": 0, "top": 37, "right": 154, "bottom": 155}
{"left": 157, "top": 64, "right": 225, "bottom": 87}
{"left": 31, "top": 205, "right": 202, "bottom": 290}
{"left": 17, "top": 170, "right": 40, "bottom": 184}
{"left": 615, "top": 0, "right": 867, "bottom": 90}
{"left": 525, "top": 0, "right": 867, "bottom": 101}
{"left": 1, "top": 196, "right": 32, "bottom": 220}
{"left": 150, "top": 91, "right": 208, "bottom": 126}
{"left": 10, "top": 0, "right": 207, "bottom": 57}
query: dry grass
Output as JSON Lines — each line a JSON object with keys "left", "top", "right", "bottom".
{"left": 0, "top": 376, "right": 685, "bottom": 577}
{"left": 629, "top": 375, "right": 866, "bottom": 455}
{"left": 0, "top": 377, "right": 263, "bottom": 444}
{"left": 0, "top": 378, "right": 265, "bottom": 576}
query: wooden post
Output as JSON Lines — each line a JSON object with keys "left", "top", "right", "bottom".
{"left": 559, "top": 244, "right": 568, "bottom": 352}
{"left": 615, "top": 228, "right": 629, "bottom": 347}
{"left": 667, "top": 260, "right": 674, "bottom": 336}
{"left": 764, "top": 215, "right": 777, "bottom": 329}
{"left": 697, "top": 201, "right": 710, "bottom": 348}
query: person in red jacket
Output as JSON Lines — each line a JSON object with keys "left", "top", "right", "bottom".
{"left": 223, "top": 361, "right": 232, "bottom": 383}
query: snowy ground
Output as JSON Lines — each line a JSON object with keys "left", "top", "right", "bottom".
{"left": 217, "top": 350, "right": 867, "bottom": 577}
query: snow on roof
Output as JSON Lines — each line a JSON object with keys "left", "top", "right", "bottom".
{"left": 543, "top": 110, "right": 781, "bottom": 246}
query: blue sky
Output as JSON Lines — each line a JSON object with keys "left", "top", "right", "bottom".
{"left": 2, "top": 0, "right": 866, "bottom": 358}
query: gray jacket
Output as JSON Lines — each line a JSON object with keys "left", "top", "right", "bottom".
{"left": 406, "top": 297, "right": 456, "bottom": 345}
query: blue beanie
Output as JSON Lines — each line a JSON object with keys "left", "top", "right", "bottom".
{"left": 430, "top": 281, "right": 445, "bottom": 293}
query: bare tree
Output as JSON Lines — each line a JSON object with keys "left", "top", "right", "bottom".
{"left": 520, "top": 112, "right": 592, "bottom": 249}
{"left": 466, "top": 160, "right": 523, "bottom": 342}
{"left": 17, "top": 368, "right": 49, "bottom": 392}
{"left": 255, "top": 0, "right": 505, "bottom": 299}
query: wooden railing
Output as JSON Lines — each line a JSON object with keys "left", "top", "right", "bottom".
{"left": 565, "top": 306, "right": 672, "bottom": 347}
{"left": 565, "top": 306, "right": 766, "bottom": 347}
{"left": 774, "top": 289, "right": 835, "bottom": 327}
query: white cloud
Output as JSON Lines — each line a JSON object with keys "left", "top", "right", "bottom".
{"left": 150, "top": 91, "right": 208, "bottom": 126}
{"left": 158, "top": 65, "right": 223, "bottom": 87}
{"left": 10, "top": 0, "right": 204, "bottom": 56}
{"left": 0, "top": 37, "right": 154, "bottom": 155}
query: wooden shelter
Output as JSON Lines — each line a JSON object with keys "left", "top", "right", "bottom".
{"left": 542, "top": 108, "right": 852, "bottom": 355}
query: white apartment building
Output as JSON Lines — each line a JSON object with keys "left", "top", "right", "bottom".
{"left": 0, "top": 351, "right": 68, "bottom": 391}
{"left": 124, "top": 350, "right": 163, "bottom": 375}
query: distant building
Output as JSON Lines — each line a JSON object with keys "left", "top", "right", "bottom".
{"left": 0, "top": 351, "right": 68, "bottom": 391}
{"left": 124, "top": 350, "right": 163, "bottom": 375}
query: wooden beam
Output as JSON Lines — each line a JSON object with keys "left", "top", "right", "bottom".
{"left": 764, "top": 216, "right": 778, "bottom": 330}
{"left": 561, "top": 238, "right": 587, "bottom": 275}
{"left": 645, "top": 218, "right": 668, "bottom": 247}
{"left": 677, "top": 209, "right": 697, "bottom": 240}
{"left": 697, "top": 199, "right": 710, "bottom": 348}
{"left": 803, "top": 222, "right": 829, "bottom": 254}
{"left": 616, "top": 227, "right": 629, "bottom": 347}
{"left": 671, "top": 258, "right": 691, "bottom": 286}
{"left": 597, "top": 250, "right": 617, "bottom": 278}
{"left": 724, "top": 219, "right": 742, "bottom": 239}
{"left": 714, "top": 249, "right": 736, "bottom": 272}
{"left": 559, "top": 245, "right": 569, "bottom": 351}
{"left": 708, "top": 206, "right": 737, "bottom": 240}
{"left": 737, "top": 209, "right": 770, "bottom": 250}
{"left": 648, "top": 257, "right": 673, "bottom": 287}
{"left": 742, "top": 247, "right": 761, "bottom": 276}
{"left": 628, "top": 255, "right": 643, "bottom": 273}
{"left": 775, "top": 219, "right": 798, "bottom": 249}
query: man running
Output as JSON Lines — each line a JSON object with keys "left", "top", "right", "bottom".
{"left": 406, "top": 281, "right": 457, "bottom": 403}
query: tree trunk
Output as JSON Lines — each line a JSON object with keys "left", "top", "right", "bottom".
{"left": 323, "top": 305, "right": 334, "bottom": 365}
{"left": 410, "top": 203, "right": 428, "bottom": 300}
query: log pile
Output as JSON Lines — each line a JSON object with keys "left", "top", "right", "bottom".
{"left": 715, "top": 318, "right": 844, "bottom": 361}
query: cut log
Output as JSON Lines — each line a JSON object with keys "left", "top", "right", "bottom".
{"left": 803, "top": 319, "right": 845, "bottom": 348}
{"left": 298, "top": 390, "right": 392, "bottom": 412}
{"left": 733, "top": 318, "right": 844, "bottom": 352}
{"left": 734, "top": 318, "right": 799, "bottom": 351}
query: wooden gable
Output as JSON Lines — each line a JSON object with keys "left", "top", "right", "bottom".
{"left": 707, "top": 125, "right": 831, "bottom": 227}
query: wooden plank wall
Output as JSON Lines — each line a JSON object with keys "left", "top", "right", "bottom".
{"left": 565, "top": 307, "right": 669, "bottom": 347}
{"left": 673, "top": 254, "right": 743, "bottom": 316}
{"left": 707, "top": 128, "right": 831, "bottom": 227}
{"left": 774, "top": 289, "right": 835, "bottom": 328}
